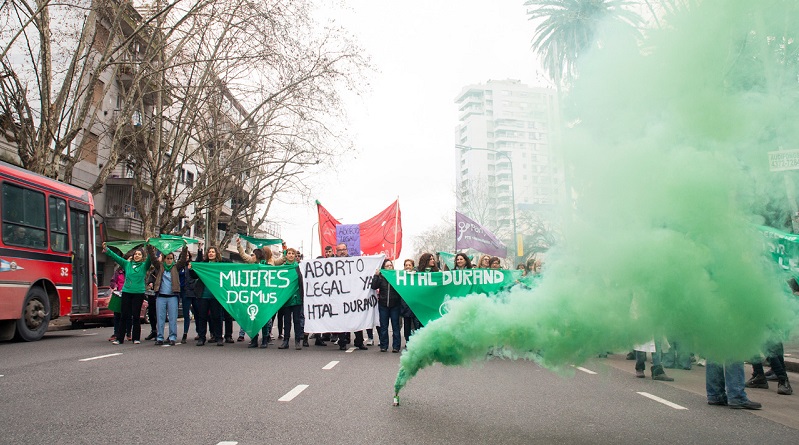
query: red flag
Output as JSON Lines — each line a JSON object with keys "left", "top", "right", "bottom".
{"left": 316, "top": 200, "right": 403, "bottom": 260}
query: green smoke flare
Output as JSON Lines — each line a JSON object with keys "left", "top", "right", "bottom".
{"left": 395, "top": 0, "right": 799, "bottom": 395}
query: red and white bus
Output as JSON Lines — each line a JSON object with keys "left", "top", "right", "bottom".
{"left": 0, "top": 161, "right": 97, "bottom": 341}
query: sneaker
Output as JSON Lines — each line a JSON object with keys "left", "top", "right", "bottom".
{"left": 224, "top": 337, "right": 234, "bottom": 344}
{"left": 357, "top": 345, "right": 368, "bottom": 350}
{"left": 108, "top": 335, "right": 116, "bottom": 342}
{"left": 707, "top": 399, "right": 727, "bottom": 406}
{"left": 181, "top": 334, "right": 187, "bottom": 344}
{"left": 729, "top": 400, "right": 762, "bottom": 410}
{"left": 111, "top": 340, "right": 120, "bottom": 345}
{"left": 217, "top": 340, "right": 224, "bottom": 346}
{"left": 196, "top": 339, "right": 206, "bottom": 346}
{"left": 366, "top": 339, "right": 374, "bottom": 346}
{"left": 652, "top": 373, "right": 674, "bottom": 382}
{"left": 314, "top": 339, "right": 327, "bottom": 346}
{"left": 133, "top": 340, "right": 141, "bottom": 345}
{"left": 302, "top": 339, "right": 310, "bottom": 348}
{"left": 145, "top": 332, "right": 157, "bottom": 341}
{"left": 154, "top": 340, "right": 164, "bottom": 346}
{"left": 380, "top": 348, "right": 387, "bottom": 352}
{"left": 169, "top": 340, "right": 176, "bottom": 346}
{"left": 126, "top": 336, "right": 132, "bottom": 342}
{"left": 765, "top": 370, "right": 778, "bottom": 381}
{"left": 745, "top": 374, "right": 769, "bottom": 389}
{"left": 392, "top": 349, "right": 400, "bottom": 353}
{"left": 207, "top": 337, "right": 218, "bottom": 344}
{"left": 295, "top": 340, "right": 302, "bottom": 350}
{"left": 635, "top": 370, "right": 645, "bottom": 378}
{"left": 778, "top": 378, "right": 793, "bottom": 395}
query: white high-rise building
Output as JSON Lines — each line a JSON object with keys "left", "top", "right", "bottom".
{"left": 454, "top": 79, "right": 562, "bottom": 245}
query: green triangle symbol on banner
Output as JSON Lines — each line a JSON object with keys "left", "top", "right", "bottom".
{"left": 190, "top": 263, "right": 299, "bottom": 338}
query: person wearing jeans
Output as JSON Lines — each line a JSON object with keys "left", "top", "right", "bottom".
{"left": 371, "top": 258, "right": 402, "bottom": 352}
{"left": 634, "top": 339, "right": 673, "bottom": 381}
{"left": 706, "top": 361, "right": 762, "bottom": 409}
{"left": 151, "top": 246, "right": 188, "bottom": 346}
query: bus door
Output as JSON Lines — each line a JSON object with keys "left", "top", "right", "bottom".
{"left": 70, "top": 203, "right": 91, "bottom": 314}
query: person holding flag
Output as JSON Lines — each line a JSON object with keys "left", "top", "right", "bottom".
{"left": 103, "top": 243, "right": 153, "bottom": 345}
{"left": 149, "top": 244, "right": 189, "bottom": 346}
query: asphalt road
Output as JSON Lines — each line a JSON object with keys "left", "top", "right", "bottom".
{"left": 1, "top": 324, "right": 799, "bottom": 445}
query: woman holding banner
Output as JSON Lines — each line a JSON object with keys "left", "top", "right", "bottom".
{"left": 417, "top": 253, "right": 440, "bottom": 273}
{"left": 278, "top": 248, "right": 305, "bottom": 350}
{"left": 400, "top": 259, "right": 421, "bottom": 348}
{"left": 477, "top": 254, "right": 491, "bottom": 269}
{"left": 372, "top": 258, "right": 403, "bottom": 352}
{"left": 237, "top": 239, "right": 278, "bottom": 349}
{"left": 453, "top": 253, "right": 473, "bottom": 270}
{"left": 103, "top": 243, "right": 153, "bottom": 345}
{"left": 190, "top": 246, "right": 227, "bottom": 346}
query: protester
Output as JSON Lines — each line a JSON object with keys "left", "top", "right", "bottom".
{"left": 181, "top": 255, "right": 197, "bottom": 344}
{"left": 488, "top": 256, "right": 502, "bottom": 269}
{"left": 335, "top": 243, "right": 367, "bottom": 350}
{"left": 454, "top": 252, "right": 473, "bottom": 270}
{"left": 190, "top": 245, "right": 227, "bottom": 346}
{"left": 278, "top": 248, "right": 305, "bottom": 350}
{"left": 103, "top": 243, "right": 153, "bottom": 345}
{"left": 401, "top": 258, "right": 421, "bottom": 348}
{"left": 372, "top": 258, "right": 402, "bottom": 352}
{"left": 706, "top": 361, "right": 762, "bottom": 409}
{"left": 417, "top": 253, "right": 440, "bottom": 273}
{"left": 634, "top": 340, "right": 674, "bottom": 381}
{"left": 108, "top": 264, "right": 128, "bottom": 342}
{"left": 238, "top": 241, "right": 278, "bottom": 349}
{"left": 477, "top": 254, "right": 491, "bottom": 269}
{"left": 144, "top": 265, "right": 158, "bottom": 340}
{"left": 150, "top": 246, "right": 189, "bottom": 346}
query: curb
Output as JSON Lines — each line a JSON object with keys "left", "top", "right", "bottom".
{"left": 786, "top": 357, "right": 799, "bottom": 374}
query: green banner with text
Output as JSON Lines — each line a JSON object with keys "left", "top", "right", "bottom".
{"left": 191, "top": 263, "right": 299, "bottom": 338}
{"left": 380, "top": 269, "right": 521, "bottom": 326}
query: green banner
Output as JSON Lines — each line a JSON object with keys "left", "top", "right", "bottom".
{"left": 105, "top": 240, "right": 145, "bottom": 255}
{"left": 147, "top": 235, "right": 189, "bottom": 254}
{"left": 380, "top": 269, "right": 521, "bottom": 325}
{"left": 757, "top": 225, "right": 799, "bottom": 276}
{"left": 159, "top": 234, "right": 199, "bottom": 244}
{"left": 238, "top": 234, "right": 283, "bottom": 248}
{"left": 190, "top": 263, "right": 299, "bottom": 337}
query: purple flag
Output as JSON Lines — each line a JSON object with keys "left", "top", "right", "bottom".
{"left": 455, "top": 211, "right": 507, "bottom": 258}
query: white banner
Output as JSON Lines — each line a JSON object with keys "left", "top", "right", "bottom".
{"left": 301, "top": 255, "right": 385, "bottom": 333}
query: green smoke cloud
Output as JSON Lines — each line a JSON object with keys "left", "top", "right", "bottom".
{"left": 395, "top": 0, "right": 799, "bottom": 395}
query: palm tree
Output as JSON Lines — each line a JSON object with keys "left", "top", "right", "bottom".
{"left": 525, "top": 0, "right": 644, "bottom": 89}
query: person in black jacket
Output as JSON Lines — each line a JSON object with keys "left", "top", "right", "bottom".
{"left": 371, "top": 258, "right": 403, "bottom": 353}
{"left": 189, "top": 245, "right": 229, "bottom": 346}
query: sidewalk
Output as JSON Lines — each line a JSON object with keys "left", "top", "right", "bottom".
{"left": 782, "top": 340, "right": 799, "bottom": 374}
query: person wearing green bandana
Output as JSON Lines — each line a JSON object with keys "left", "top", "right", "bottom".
{"left": 103, "top": 243, "right": 154, "bottom": 345}
{"left": 277, "top": 247, "right": 305, "bottom": 350}
{"left": 151, "top": 246, "right": 189, "bottom": 346}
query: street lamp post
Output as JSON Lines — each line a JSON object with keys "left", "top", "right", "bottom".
{"left": 456, "top": 144, "right": 519, "bottom": 264}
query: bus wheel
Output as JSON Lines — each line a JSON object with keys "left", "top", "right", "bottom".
{"left": 16, "top": 287, "right": 50, "bottom": 341}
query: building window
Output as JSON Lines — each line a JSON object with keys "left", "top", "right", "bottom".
{"left": 186, "top": 171, "right": 194, "bottom": 188}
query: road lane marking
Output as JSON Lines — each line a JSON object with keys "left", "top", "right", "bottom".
{"left": 574, "top": 366, "right": 597, "bottom": 375}
{"left": 216, "top": 442, "right": 238, "bottom": 445}
{"left": 637, "top": 392, "right": 687, "bottom": 410}
{"left": 79, "top": 353, "right": 123, "bottom": 362}
{"left": 346, "top": 347, "right": 356, "bottom": 353}
{"left": 322, "top": 361, "right": 339, "bottom": 370}
{"left": 82, "top": 333, "right": 98, "bottom": 336}
{"left": 279, "top": 384, "right": 309, "bottom": 402}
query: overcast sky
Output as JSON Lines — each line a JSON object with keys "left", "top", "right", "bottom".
{"left": 274, "top": 0, "right": 547, "bottom": 258}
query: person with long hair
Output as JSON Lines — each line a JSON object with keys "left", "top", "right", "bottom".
{"left": 277, "top": 247, "right": 305, "bottom": 350}
{"left": 453, "top": 252, "right": 473, "bottom": 270}
{"left": 489, "top": 256, "right": 502, "bottom": 269}
{"left": 189, "top": 245, "right": 228, "bottom": 346}
{"left": 417, "top": 253, "right": 440, "bottom": 272}
{"left": 103, "top": 243, "right": 153, "bottom": 345}
{"left": 371, "top": 258, "right": 403, "bottom": 352}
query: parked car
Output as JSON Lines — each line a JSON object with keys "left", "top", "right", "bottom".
{"left": 69, "top": 286, "right": 148, "bottom": 327}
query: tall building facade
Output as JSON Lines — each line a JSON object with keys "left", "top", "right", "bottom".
{"left": 454, "top": 79, "right": 561, "bottom": 245}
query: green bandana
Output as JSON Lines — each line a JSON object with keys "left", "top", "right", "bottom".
{"left": 238, "top": 234, "right": 283, "bottom": 249}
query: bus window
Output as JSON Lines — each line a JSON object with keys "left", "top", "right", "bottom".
{"left": 2, "top": 183, "right": 47, "bottom": 249}
{"left": 49, "top": 196, "right": 69, "bottom": 252}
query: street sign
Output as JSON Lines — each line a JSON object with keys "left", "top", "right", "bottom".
{"left": 768, "top": 149, "right": 799, "bottom": 171}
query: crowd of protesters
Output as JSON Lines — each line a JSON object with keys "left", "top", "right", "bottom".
{"left": 101, "top": 239, "right": 791, "bottom": 409}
